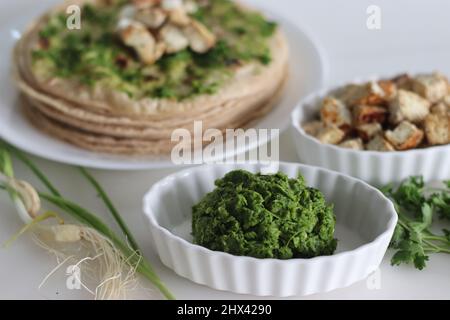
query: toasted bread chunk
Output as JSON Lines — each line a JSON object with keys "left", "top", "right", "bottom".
{"left": 366, "top": 135, "right": 395, "bottom": 152}
{"left": 183, "top": 0, "right": 199, "bottom": 13}
{"left": 392, "top": 74, "right": 413, "bottom": 91}
{"left": 378, "top": 80, "right": 397, "bottom": 100}
{"left": 120, "top": 22, "right": 166, "bottom": 64}
{"left": 135, "top": 7, "right": 167, "bottom": 28}
{"left": 339, "top": 138, "right": 364, "bottom": 150}
{"left": 356, "top": 123, "right": 383, "bottom": 142}
{"left": 169, "top": 6, "right": 191, "bottom": 26}
{"left": 316, "top": 126, "right": 346, "bottom": 145}
{"left": 320, "top": 97, "right": 352, "bottom": 129}
{"left": 335, "top": 84, "right": 359, "bottom": 105}
{"left": 424, "top": 112, "right": 450, "bottom": 145}
{"left": 133, "top": 0, "right": 159, "bottom": 9}
{"left": 353, "top": 105, "right": 388, "bottom": 126}
{"left": 338, "top": 81, "right": 387, "bottom": 106}
{"left": 161, "top": 0, "right": 183, "bottom": 10}
{"left": 412, "top": 73, "right": 449, "bottom": 103}
{"left": 303, "top": 121, "right": 324, "bottom": 137}
{"left": 385, "top": 121, "right": 424, "bottom": 150}
{"left": 431, "top": 102, "right": 450, "bottom": 116}
{"left": 443, "top": 94, "right": 450, "bottom": 107}
{"left": 389, "top": 90, "right": 431, "bottom": 124}
{"left": 160, "top": 24, "right": 189, "bottom": 53}
{"left": 184, "top": 20, "right": 216, "bottom": 53}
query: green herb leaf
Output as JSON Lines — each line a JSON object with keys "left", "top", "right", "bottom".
{"left": 391, "top": 176, "right": 425, "bottom": 216}
{"left": 390, "top": 224, "right": 407, "bottom": 248}
{"left": 385, "top": 176, "right": 450, "bottom": 271}
{"left": 409, "top": 203, "right": 433, "bottom": 233}
{"left": 430, "top": 192, "right": 450, "bottom": 220}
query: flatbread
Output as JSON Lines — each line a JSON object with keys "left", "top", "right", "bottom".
{"left": 15, "top": 0, "right": 289, "bottom": 117}
{"left": 13, "top": 0, "right": 291, "bottom": 155}
{"left": 22, "top": 68, "right": 287, "bottom": 140}
{"left": 22, "top": 84, "right": 284, "bottom": 154}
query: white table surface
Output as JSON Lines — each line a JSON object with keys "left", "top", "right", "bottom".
{"left": 1, "top": 0, "right": 449, "bottom": 300}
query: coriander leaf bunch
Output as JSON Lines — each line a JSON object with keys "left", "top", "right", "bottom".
{"left": 383, "top": 176, "right": 450, "bottom": 270}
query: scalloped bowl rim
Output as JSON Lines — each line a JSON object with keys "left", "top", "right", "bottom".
{"left": 143, "top": 162, "right": 398, "bottom": 266}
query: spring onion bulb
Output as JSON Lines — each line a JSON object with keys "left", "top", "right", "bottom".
{"left": 0, "top": 143, "right": 174, "bottom": 300}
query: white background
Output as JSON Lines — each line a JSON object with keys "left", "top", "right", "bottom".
{"left": 0, "top": 0, "right": 449, "bottom": 299}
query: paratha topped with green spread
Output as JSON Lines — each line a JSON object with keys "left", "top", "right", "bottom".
{"left": 14, "top": 0, "right": 289, "bottom": 154}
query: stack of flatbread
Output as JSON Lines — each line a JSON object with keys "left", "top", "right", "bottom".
{"left": 13, "top": 0, "right": 289, "bottom": 155}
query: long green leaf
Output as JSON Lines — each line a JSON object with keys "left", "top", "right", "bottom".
{"left": 6, "top": 145, "right": 60, "bottom": 196}
{"left": 0, "top": 149, "right": 14, "bottom": 178}
{"left": 79, "top": 167, "right": 140, "bottom": 252}
{"left": 0, "top": 147, "right": 20, "bottom": 202}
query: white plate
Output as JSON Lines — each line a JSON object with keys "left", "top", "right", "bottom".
{"left": 0, "top": 0, "right": 328, "bottom": 170}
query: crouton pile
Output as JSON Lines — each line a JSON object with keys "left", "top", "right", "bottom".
{"left": 303, "top": 73, "right": 450, "bottom": 151}
{"left": 118, "top": 0, "right": 216, "bottom": 65}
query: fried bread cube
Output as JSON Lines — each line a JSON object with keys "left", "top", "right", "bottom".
{"left": 302, "top": 121, "right": 324, "bottom": 137}
{"left": 356, "top": 123, "right": 383, "bottom": 142}
{"left": 389, "top": 90, "right": 431, "bottom": 124}
{"left": 338, "top": 138, "right": 364, "bottom": 150}
{"left": 412, "top": 73, "right": 449, "bottom": 103}
{"left": 385, "top": 121, "right": 424, "bottom": 150}
{"left": 424, "top": 106, "right": 450, "bottom": 145}
{"left": 353, "top": 105, "right": 388, "bottom": 126}
{"left": 320, "top": 97, "right": 352, "bottom": 129}
{"left": 316, "top": 125, "right": 346, "bottom": 145}
{"left": 338, "top": 81, "right": 387, "bottom": 106}
{"left": 366, "top": 135, "right": 395, "bottom": 152}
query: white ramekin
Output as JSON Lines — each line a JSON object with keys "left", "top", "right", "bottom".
{"left": 290, "top": 77, "right": 450, "bottom": 186}
{"left": 143, "top": 162, "right": 397, "bottom": 297}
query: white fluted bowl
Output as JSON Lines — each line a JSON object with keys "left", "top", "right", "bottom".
{"left": 290, "top": 77, "right": 450, "bottom": 186}
{"left": 143, "top": 162, "right": 397, "bottom": 297}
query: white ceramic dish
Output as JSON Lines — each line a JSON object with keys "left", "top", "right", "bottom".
{"left": 290, "top": 76, "right": 450, "bottom": 186}
{"left": 143, "top": 162, "right": 397, "bottom": 297}
{"left": 0, "top": 0, "right": 328, "bottom": 170}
